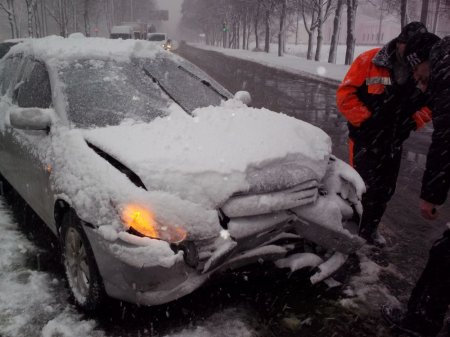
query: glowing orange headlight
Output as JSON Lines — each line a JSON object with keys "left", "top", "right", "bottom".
{"left": 121, "top": 204, "right": 187, "bottom": 244}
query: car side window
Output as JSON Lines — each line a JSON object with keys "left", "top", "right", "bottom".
{"left": 16, "top": 60, "right": 52, "bottom": 109}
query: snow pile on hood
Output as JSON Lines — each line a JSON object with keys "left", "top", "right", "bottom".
{"left": 44, "top": 124, "right": 222, "bottom": 240}
{"left": 42, "top": 99, "right": 331, "bottom": 240}
{"left": 84, "top": 100, "right": 332, "bottom": 208}
{"left": 8, "top": 35, "right": 164, "bottom": 63}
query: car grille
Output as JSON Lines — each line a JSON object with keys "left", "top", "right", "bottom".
{"left": 220, "top": 179, "right": 318, "bottom": 218}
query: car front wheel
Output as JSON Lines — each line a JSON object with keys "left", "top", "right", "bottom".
{"left": 61, "top": 210, "right": 104, "bottom": 311}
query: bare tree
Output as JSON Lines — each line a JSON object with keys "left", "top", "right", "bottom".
{"left": 278, "top": 0, "right": 287, "bottom": 56}
{"left": 432, "top": 0, "right": 441, "bottom": 33}
{"left": 345, "top": 0, "right": 358, "bottom": 64}
{"left": 262, "top": 0, "right": 276, "bottom": 53}
{"left": 400, "top": 0, "right": 407, "bottom": 26}
{"left": 302, "top": 0, "right": 319, "bottom": 60}
{"left": 0, "top": 0, "right": 18, "bottom": 38}
{"left": 24, "top": 0, "right": 37, "bottom": 36}
{"left": 328, "top": 0, "right": 344, "bottom": 63}
{"left": 314, "top": 0, "right": 333, "bottom": 61}
{"left": 253, "top": 0, "right": 261, "bottom": 49}
{"left": 420, "top": 0, "right": 429, "bottom": 25}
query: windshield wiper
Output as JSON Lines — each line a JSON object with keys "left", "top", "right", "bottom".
{"left": 177, "top": 65, "right": 229, "bottom": 100}
{"left": 142, "top": 67, "right": 192, "bottom": 116}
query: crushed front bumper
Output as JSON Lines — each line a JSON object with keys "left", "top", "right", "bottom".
{"left": 84, "top": 205, "right": 364, "bottom": 306}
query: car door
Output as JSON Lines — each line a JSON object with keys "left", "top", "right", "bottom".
{"left": 0, "top": 54, "right": 26, "bottom": 184}
{"left": 2, "top": 57, "right": 55, "bottom": 228}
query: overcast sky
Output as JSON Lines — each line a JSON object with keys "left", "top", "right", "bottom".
{"left": 155, "top": 0, "right": 183, "bottom": 39}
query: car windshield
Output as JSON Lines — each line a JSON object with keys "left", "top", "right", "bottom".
{"left": 59, "top": 56, "right": 231, "bottom": 128}
{"left": 140, "top": 57, "right": 230, "bottom": 113}
{"left": 59, "top": 59, "right": 171, "bottom": 128}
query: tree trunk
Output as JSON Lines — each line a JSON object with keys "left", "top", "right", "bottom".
{"left": 72, "top": 0, "right": 77, "bottom": 32}
{"left": 278, "top": 0, "right": 286, "bottom": 57}
{"left": 432, "top": 0, "right": 441, "bottom": 33}
{"left": 377, "top": 0, "right": 384, "bottom": 44}
{"left": 264, "top": 7, "right": 270, "bottom": 53}
{"left": 254, "top": 2, "right": 260, "bottom": 50}
{"left": 111, "top": 0, "right": 115, "bottom": 26}
{"left": 247, "top": 20, "right": 251, "bottom": 49}
{"left": 345, "top": 0, "right": 358, "bottom": 65}
{"left": 242, "top": 13, "right": 247, "bottom": 49}
{"left": 13, "top": 0, "right": 19, "bottom": 37}
{"left": 307, "top": 31, "right": 314, "bottom": 59}
{"left": 26, "top": 0, "right": 34, "bottom": 37}
{"left": 83, "top": 0, "right": 90, "bottom": 37}
{"left": 420, "top": 0, "right": 429, "bottom": 26}
{"left": 34, "top": 1, "right": 40, "bottom": 37}
{"left": 328, "top": 0, "right": 344, "bottom": 63}
{"left": 41, "top": 0, "right": 48, "bottom": 36}
{"left": 295, "top": 7, "right": 300, "bottom": 45}
{"left": 237, "top": 19, "right": 240, "bottom": 49}
{"left": 400, "top": 0, "right": 407, "bottom": 27}
{"left": 314, "top": 0, "right": 324, "bottom": 61}
{"left": 3, "top": 0, "right": 16, "bottom": 38}
{"left": 130, "top": 0, "right": 133, "bottom": 21}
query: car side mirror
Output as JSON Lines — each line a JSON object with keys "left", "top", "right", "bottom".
{"left": 9, "top": 108, "right": 53, "bottom": 131}
{"left": 234, "top": 91, "right": 252, "bottom": 106}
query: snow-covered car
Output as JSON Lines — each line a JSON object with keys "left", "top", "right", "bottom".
{"left": 0, "top": 36, "right": 365, "bottom": 311}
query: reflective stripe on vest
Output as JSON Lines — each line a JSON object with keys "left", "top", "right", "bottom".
{"left": 366, "top": 77, "right": 392, "bottom": 85}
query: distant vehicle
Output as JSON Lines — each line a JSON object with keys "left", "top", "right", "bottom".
{"left": 0, "top": 36, "right": 365, "bottom": 311}
{"left": 147, "top": 32, "right": 167, "bottom": 42}
{"left": 110, "top": 25, "right": 133, "bottom": 39}
{"left": 163, "top": 39, "right": 173, "bottom": 51}
{"left": 121, "top": 22, "right": 147, "bottom": 40}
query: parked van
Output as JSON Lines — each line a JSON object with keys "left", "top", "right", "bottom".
{"left": 110, "top": 26, "right": 133, "bottom": 39}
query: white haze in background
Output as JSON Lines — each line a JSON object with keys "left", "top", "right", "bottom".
{"left": 155, "top": 0, "right": 183, "bottom": 40}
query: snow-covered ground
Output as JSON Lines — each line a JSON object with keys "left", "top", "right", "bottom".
{"left": 0, "top": 198, "right": 103, "bottom": 337}
{"left": 191, "top": 43, "right": 378, "bottom": 85}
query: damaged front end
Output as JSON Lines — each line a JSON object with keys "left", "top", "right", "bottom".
{"left": 87, "top": 155, "right": 365, "bottom": 306}
{"left": 195, "top": 155, "right": 365, "bottom": 284}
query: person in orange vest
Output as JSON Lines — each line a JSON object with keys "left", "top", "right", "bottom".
{"left": 336, "top": 22, "right": 431, "bottom": 246}
{"left": 382, "top": 32, "right": 450, "bottom": 337}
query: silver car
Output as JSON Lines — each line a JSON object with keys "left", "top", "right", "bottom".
{"left": 0, "top": 37, "right": 365, "bottom": 311}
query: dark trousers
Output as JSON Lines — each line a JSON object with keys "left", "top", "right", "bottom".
{"left": 351, "top": 140, "right": 402, "bottom": 240}
{"left": 404, "top": 230, "right": 450, "bottom": 337}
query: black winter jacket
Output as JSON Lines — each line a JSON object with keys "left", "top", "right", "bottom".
{"left": 421, "top": 36, "right": 450, "bottom": 205}
{"left": 339, "top": 39, "right": 431, "bottom": 152}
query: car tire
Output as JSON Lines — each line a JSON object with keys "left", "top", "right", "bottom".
{"left": 61, "top": 210, "right": 105, "bottom": 311}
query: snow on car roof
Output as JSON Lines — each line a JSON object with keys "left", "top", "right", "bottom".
{"left": 8, "top": 35, "right": 162, "bottom": 62}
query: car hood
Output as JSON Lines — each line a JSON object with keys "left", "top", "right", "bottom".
{"left": 82, "top": 103, "right": 332, "bottom": 209}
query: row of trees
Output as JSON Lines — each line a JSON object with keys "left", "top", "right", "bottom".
{"left": 0, "top": 0, "right": 156, "bottom": 39}
{"left": 181, "top": 0, "right": 449, "bottom": 64}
